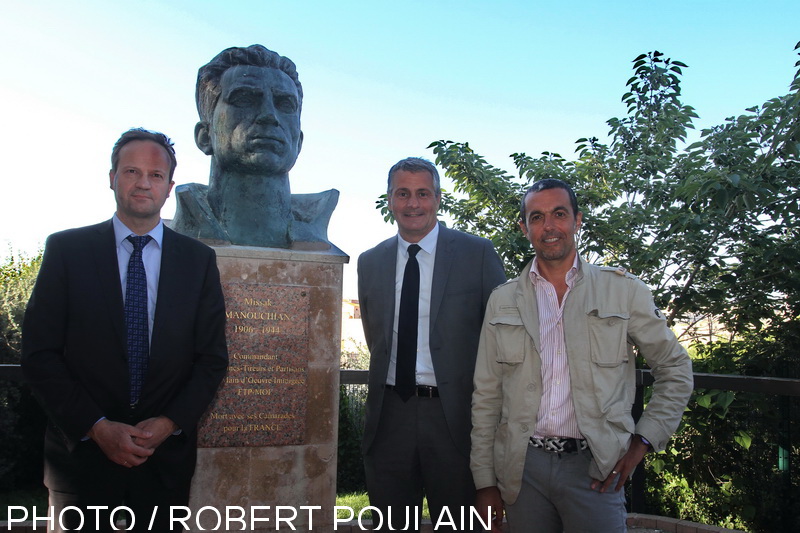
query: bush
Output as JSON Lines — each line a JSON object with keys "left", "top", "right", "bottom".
{"left": 337, "top": 384, "right": 367, "bottom": 494}
{"left": 0, "top": 252, "right": 46, "bottom": 493}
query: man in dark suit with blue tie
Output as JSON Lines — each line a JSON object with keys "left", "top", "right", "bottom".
{"left": 357, "top": 157, "right": 506, "bottom": 530}
{"left": 22, "top": 128, "right": 228, "bottom": 532}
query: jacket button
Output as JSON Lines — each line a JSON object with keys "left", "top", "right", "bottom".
{"left": 527, "top": 383, "right": 535, "bottom": 391}
{"left": 520, "top": 424, "right": 529, "bottom": 433}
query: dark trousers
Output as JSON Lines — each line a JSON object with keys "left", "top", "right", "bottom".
{"left": 364, "top": 390, "right": 476, "bottom": 532}
{"left": 47, "top": 460, "right": 190, "bottom": 532}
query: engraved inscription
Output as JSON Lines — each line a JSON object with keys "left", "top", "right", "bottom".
{"left": 198, "top": 283, "right": 310, "bottom": 447}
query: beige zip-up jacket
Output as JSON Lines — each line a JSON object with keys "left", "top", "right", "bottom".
{"left": 471, "top": 257, "right": 693, "bottom": 504}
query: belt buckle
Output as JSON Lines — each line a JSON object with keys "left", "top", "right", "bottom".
{"left": 416, "top": 385, "right": 435, "bottom": 397}
{"left": 530, "top": 436, "right": 587, "bottom": 453}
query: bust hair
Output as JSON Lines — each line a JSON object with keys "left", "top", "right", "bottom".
{"left": 196, "top": 44, "right": 303, "bottom": 123}
{"left": 110, "top": 128, "right": 177, "bottom": 180}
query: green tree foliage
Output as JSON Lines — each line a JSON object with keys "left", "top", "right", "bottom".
{"left": 0, "top": 252, "right": 44, "bottom": 492}
{"left": 376, "top": 43, "right": 800, "bottom": 530}
{"left": 425, "top": 46, "right": 800, "bottom": 343}
{"left": 0, "top": 252, "right": 41, "bottom": 363}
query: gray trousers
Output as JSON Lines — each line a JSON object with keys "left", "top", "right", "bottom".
{"left": 505, "top": 444, "right": 627, "bottom": 533}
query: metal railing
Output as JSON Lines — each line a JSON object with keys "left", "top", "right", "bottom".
{"left": 631, "top": 369, "right": 799, "bottom": 515}
{"left": 4, "top": 364, "right": 798, "bottom": 521}
{"left": 343, "top": 367, "right": 799, "bottom": 519}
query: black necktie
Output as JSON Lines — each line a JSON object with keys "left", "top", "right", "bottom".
{"left": 125, "top": 235, "right": 152, "bottom": 406}
{"left": 396, "top": 244, "right": 421, "bottom": 401}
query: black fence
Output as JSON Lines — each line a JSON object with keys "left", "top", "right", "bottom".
{"left": 4, "top": 365, "right": 799, "bottom": 528}
{"left": 341, "top": 367, "right": 799, "bottom": 528}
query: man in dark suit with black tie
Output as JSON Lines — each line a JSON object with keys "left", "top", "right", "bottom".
{"left": 22, "top": 128, "right": 228, "bottom": 532}
{"left": 357, "top": 157, "right": 506, "bottom": 530}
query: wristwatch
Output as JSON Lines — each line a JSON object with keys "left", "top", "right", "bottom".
{"left": 636, "top": 434, "right": 654, "bottom": 452}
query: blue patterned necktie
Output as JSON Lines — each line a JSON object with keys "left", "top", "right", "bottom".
{"left": 395, "top": 244, "right": 421, "bottom": 402}
{"left": 125, "top": 235, "right": 152, "bottom": 406}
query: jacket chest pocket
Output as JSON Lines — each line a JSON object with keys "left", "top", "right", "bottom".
{"left": 586, "top": 309, "right": 629, "bottom": 366}
{"left": 489, "top": 313, "right": 527, "bottom": 365}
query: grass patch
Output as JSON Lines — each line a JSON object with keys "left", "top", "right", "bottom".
{"left": 0, "top": 487, "right": 48, "bottom": 518}
{"left": 335, "top": 492, "right": 430, "bottom": 520}
{"left": 3, "top": 488, "right": 433, "bottom": 524}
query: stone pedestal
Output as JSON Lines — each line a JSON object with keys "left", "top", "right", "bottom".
{"left": 187, "top": 244, "right": 348, "bottom": 532}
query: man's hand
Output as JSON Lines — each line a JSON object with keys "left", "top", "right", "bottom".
{"left": 135, "top": 416, "right": 179, "bottom": 450}
{"left": 87, "top": 419, "right": 154, "bottom": 467}
{"left": 475, "top": 486, "right": 505, "bottom": 533}
{"left": 590, "top": 436, "right": 649, "bottom": 493}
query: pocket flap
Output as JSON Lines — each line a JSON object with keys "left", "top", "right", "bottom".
{"left": 489, "top": 314, "right": 524, "bottom": 327}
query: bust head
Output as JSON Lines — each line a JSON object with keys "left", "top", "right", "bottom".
{"left": 195, "top": 45, "right": 303, "bottom": 177}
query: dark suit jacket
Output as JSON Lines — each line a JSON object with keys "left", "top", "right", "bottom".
{"left": 22, "top": 220, "right": 228, "bottom": 493}
{"left": 357, "top": 224, "right": 505, "bottom": 457}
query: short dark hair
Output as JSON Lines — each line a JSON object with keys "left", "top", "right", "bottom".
{"left": 110, "top": 128, "right": 177, "bottom": 180}
{"left": 387, "top": 157, "right": 441, "bottom": 196}
{"left": 196, "top": 44, "right": 303, "bottom": 123}
{"left": 520, "top": 178, "right": 579, "bottom": 222}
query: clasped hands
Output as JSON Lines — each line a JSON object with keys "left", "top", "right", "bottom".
{"left": 87, "top": 416, "right": 178, "bottom": 468}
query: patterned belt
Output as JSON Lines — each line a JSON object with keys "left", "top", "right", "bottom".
{"left": 529, "top": 436, "right": 588, "bottom": 453}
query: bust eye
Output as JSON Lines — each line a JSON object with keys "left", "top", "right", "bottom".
{"left": 228, "top": 89, "right": 260, "bottom": 107}
{"left": 274, "top": 94, "right": 298, "bottom": 113}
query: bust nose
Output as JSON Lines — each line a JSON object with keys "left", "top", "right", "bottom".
{"left": 255, "top": 97, "right": 279, "bottom": 125}
{"left": 256, "top": 110, "right": 279, "bottom": 126}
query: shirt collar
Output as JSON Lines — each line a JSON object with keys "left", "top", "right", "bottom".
{"left": 112, "top": 214, "right": 164, "bottom": 250}
{"left": 530, "top": 253, "right": 580, "bottom": 286}
{"left": 397, "top": 222, "right": 439, "bottom": 256}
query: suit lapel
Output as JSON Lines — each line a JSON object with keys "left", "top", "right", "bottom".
{"left": 376, "top": 236, "right": 398, "bottom": 353}
{"left": 151, "top": 226, "right": 180, "bottom": 361}
{"left": 93, "top": 220, "right": 126, "bottom": 352}
{"left": 430, "top": 224, "right": 453, "bottom": 330}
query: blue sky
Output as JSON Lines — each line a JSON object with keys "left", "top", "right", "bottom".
{"left": 1, "top": 1, "right": 797, "bottom": 296}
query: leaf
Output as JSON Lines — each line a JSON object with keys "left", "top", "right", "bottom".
{"left": 733, "top": 431, "right": 752, "bottom": 450}
{"left": 650, "top": 457, "right": 666, "bottom": 473}
{"left": 714, "top": 188, "right": 729, "bottom": 208}
{"left": 696, "top": 393, "right": 713, "bottom": 408}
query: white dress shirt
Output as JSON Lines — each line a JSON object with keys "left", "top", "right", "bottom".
{"left": 387, "top": 223, "right": 439, "bottom": 387}
{"left": 112, "top": 215, "right": 164, "bottom": 342}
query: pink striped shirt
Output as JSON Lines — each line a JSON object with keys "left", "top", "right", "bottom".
{"left": 530, "top": 255, "right": 583, "bottom": 439}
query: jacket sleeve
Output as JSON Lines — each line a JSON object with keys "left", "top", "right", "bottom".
{"left": 480, "top": 239, "right": 507, "bottom": 310}
{"left": 21, "top": 234, "right": 106, "bottom": 443}
{"left": 356, "top": 253, "right": 373, "bottom": 351}
{"left": 470, "top": 292, "right": 505, "bottom": 490}
{"left": 627, "top": 279, "right": 693, "bottom": 451}
{"left": 160, "top": 247, "right": 228, "bottom": 433}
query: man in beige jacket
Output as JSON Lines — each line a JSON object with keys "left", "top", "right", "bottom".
{"left": 471, "top": 179, "right": 693, "bottom": 532}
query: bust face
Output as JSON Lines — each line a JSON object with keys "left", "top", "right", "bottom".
{"left": 206, "top": 65, "right": 302, "bottom": 176}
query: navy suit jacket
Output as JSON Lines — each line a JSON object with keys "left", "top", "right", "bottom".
{"left": 22, "top": 220, "right": 228, "bottom": 492}
{"left": 357, "top": 224, "right": 506, "bottom": 457}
